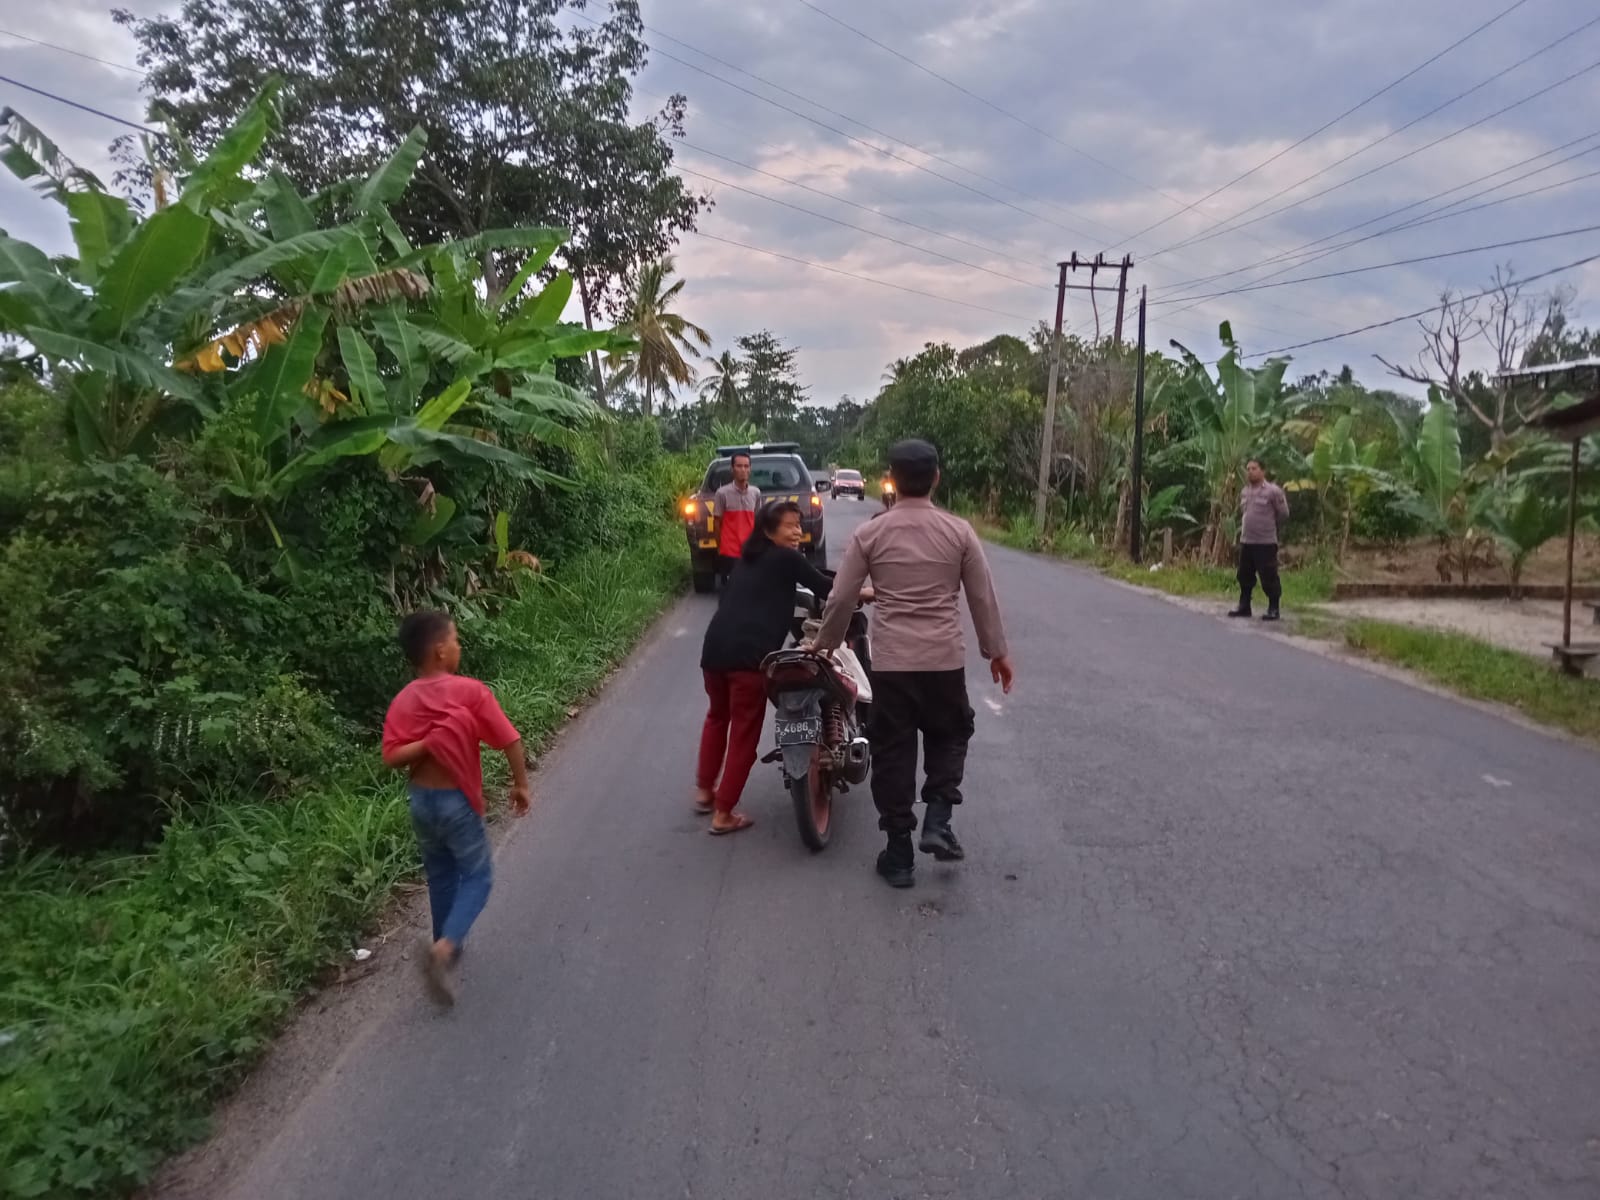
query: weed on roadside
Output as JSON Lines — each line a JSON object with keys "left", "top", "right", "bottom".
{"left": 1341, "top": 620, "right": 1600, "bottom": 742}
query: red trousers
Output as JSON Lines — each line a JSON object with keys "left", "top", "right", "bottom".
{"left": 697, "top": 670, "right": 767, "bottom": 815}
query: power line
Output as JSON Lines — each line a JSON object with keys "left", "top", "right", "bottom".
{"left": 1228, "top": 252, "right": 1600, "bottom": 360}
{"left": 1148, "top": 31, "right": 1600, "bottom": 260}
{"left": 678, "top": 140, "right": 1052, "bottom": 274}
{"left": 589, "top": 14, "right": 1139, "bottom": 258}
{"left": 617, "top": 12, "right": 1335, "bottom": 329}
{"left": 686, "top": 229, "right": 1036, "bottom": 321}
{"left": 1111, "top": 0, "right": 1536, "bottom": 249}
{"left": 677, "top": 163, "right": 1048, "bottom": 289}
{"left": 626, "top": 28, "right": 1327, "bottom": 325}
{"left": 1152, "top": 224, "right": 1600, "bottom": 306}
{"left": 0, "top": 27, "right": 145, "bottom": 75}
{"left": 0, "top": 73, "right": 161, "bottom": 135}
{"left": 688, "top": 227, "right": 1228, "bottom": 346}
{"left": 1163, "top": 164, "right": 1600, "bottom": 324}
{"left": 636, "top": 79, "right": 1075, "bottom": 273}
{"left": 793, "top": 0, "right": 1233, "bottom": 232}
{"left": 1157, "top": 127, "right": 1600, "bottom": 294}
{"left": 628, "top": 18, "right": 1136, "bottom": 251}
{"left": 1164, "top": 154, "right": 1600, "bottom": 322}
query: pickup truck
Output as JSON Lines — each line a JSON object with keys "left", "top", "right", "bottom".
{"left": 682, "top": 442, "right": 826, "bottom": 593}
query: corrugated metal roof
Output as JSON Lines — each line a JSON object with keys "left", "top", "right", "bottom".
{"left": 1496, "top": 357, "right": 1600, "bottom": 380}
{"left": 1530, "top": 392, "right": 1600, "bottom": 440}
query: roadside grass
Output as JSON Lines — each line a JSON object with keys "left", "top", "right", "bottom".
{"left": 973, "top": 511, "right": 1334, "bottom": 608}
{"left": 0, "top": 522, "right": 686, "bottom": 1200}
{"left": 1339, "top": 619, "right": 1600, "bottom": 742}
{"left": 970, "top": 510, "right": 1598, "bottom": 742}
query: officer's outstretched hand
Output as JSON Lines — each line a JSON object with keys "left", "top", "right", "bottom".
{"left": 990, "top": 655, "right": 1015, "bottom": 695}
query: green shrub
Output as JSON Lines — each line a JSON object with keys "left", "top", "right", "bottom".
{"left": 1351, "top": 486, "right": 1423, "bottom": 544}
{"left": 0, "top": 518, "right": 687, "bottom": 1199}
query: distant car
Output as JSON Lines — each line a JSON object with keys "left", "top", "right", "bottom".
{"left": 681, "top": 442, "right": 826, "bottom": 593}
{"left": 832, "top": 469, "right": 865, "bottom": 500}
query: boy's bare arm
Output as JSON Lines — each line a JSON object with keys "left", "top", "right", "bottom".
{"left": 382, "top": 740, "right": 430, "bottom": 770}
{"left": 502, "top": 739, "right": 532, "bottom": 816}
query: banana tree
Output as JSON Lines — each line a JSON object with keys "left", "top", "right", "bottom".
{"left": 2, "top": 84, "right": 630, "bottom": 567}
{"left": 1386, "top": 390, "right": 1499, "bottom": 583}
{"left": 1484, "top": 484, "right": 1568, "bottom": 598}
{"left": 1159, "top": 321, "right": 1295, "bottom": 563}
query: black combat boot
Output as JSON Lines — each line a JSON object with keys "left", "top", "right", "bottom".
{"left": 875, "top": 833, "right": 915, "bottom": 888}
{"left": 919, "top": 802, "right": 965, "bottom": 861}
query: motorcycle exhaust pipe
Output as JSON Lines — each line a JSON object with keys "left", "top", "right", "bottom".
{"left": 842, "top": 736, "right": 871, "bottom": 784}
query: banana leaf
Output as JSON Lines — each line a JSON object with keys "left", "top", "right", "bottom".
{"left": 63, "top": 192, "right": 134, "bottom": 285}
{"left": 180, "top": 82, "right": 281, "bottom": 211}
{"left": 516, "top": 270, "right": 572, "bottom": 326}
{"left": 337, "top": 327, "right": 384, "bottom": 413}
{"left": 404, "top": 494, "right": 458, "bottom": 546}
{"left": 355, "top": 126, "right": 426, "bottom": 212}
{"left": 24, "top": 325, "right": 202, "bottom": 402}
{"left": 89, "top": 204, "right": 212, "bottom": 337}
{"left": 382, "top": 425, "right": 570, "bottom": 487}
{"left": 0, "top": 107, "right": 106, "bottom": 199}
{"left": 233, "top": 304, "right": 330, "bottom": 439}
{"left": 1413, "top": 392, "right": 1462, "bottom": 525}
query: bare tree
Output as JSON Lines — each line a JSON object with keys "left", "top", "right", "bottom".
{"left": 1377, "top": 263, "right": 1563, "bottom": 449}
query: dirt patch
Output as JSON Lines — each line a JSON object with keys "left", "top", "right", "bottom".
{"left": 1334, "top": 533, "right": 1600, "bottom": 588}
{"left": 1321, "top": 596, "right": 1599, "bottom": 676}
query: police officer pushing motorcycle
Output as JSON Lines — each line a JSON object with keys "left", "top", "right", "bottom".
{"left": 810, "top": 439, "right": 1014, "bottom": 888}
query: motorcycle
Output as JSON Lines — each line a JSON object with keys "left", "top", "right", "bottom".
{"left": 760, "top": 582, "right": 872, "bottom": 851}
{"left": 880, "top": 478, "right": 896, "bottom": 509}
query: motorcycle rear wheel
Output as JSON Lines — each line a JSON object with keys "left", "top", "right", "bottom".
{"left": 789, "top": 748, "right": 832, "bottom": 852}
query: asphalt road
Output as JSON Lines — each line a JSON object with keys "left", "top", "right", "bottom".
{"left": 193, "top": 498, "right": 1600, "bottom": 1199}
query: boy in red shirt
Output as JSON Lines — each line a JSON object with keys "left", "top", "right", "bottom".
{"left": 382, "top": 610, "right": 530, "bottom": 1007}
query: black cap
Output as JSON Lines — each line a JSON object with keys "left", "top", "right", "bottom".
{"left": 887, "top": 438, "right": 938, "bottom": 472}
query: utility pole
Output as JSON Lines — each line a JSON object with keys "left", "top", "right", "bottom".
{"left": 1111, "top": 254, "right": 1134, "bottom": 346}
{"left": 1033, "top": 262, "right": 1069, "bottom": 531}
{"left": 1129, "top": 286, "right": 1148, "bottom": 563}
{"left": 1034, "top": 254, "right": 1138, "bottom": 531}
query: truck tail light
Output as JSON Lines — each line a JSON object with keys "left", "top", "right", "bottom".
{"left": 810, "top": 494, "right": 822, "bottom": 508}
{"left": 683, "top": 500, "right": 697, "bottom": 517}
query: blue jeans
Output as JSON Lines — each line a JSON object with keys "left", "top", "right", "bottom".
{"left": 408, "top": 786, "right": 493, "bottom": 947}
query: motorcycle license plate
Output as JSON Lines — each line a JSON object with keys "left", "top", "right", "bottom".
{"left": 775, "top": 716, "right": 823, "bottom": 746}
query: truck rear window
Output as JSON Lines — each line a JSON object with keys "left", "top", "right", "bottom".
{"left": 705, "top": 457, "right": 810, "bottom": 491}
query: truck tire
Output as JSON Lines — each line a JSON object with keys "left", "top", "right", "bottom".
{"left": 692, "top": 569, "right": 716, "bottom": 594}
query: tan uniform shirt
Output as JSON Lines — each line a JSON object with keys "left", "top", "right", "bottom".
{"left": 1240, "top": 481, "right": 1289, "bottom": 545}
{"left": 814, "top": 498, "right": 1008, "bottom": 673}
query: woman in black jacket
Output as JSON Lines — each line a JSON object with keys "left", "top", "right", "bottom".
{"left": 694, "top": 501, "right": 839, "bottom": 834}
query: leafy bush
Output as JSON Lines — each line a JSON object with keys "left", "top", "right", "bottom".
{"left": 0, "top": 460, "right": 355, "bottom": 847}
{"left": 0, "top": 515, "right": 685, "bottom": 1199}
{"left": 1351, "top": 486, "right": 1424, "bottom": 545}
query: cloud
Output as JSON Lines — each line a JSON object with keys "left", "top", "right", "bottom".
{"left": 5, "top": 0, "right": 1599, "bottom": 402}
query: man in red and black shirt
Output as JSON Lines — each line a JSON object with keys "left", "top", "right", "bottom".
{"left": 712, "top": 451, "right": 762, "bottom": 582}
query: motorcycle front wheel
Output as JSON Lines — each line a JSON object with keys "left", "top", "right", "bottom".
{"left": 789, "top": 748, "right": 832, "bottom": 852}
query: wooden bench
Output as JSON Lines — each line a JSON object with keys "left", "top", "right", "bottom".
{"left": 1546, "top": 641, "right": 1600, "bottom": 677}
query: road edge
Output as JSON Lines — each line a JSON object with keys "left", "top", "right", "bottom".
{"left": 983, "top": 540, "right": 1597, "bottom": 753}
{"left": 140, "top": 593, "right": 697, "bottom": 1200}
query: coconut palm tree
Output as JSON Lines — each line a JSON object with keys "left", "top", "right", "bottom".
{"left": 608, "top": 256, "right": 711, "bottom": 414}
{"left": 699, "top": 349, "right": 743, "bottom": 417}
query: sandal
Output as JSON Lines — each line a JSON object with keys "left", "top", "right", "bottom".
{"left": 708, "top": 812, "right": 755, "bottom": 836}
{"left": 692, "top": 789, "right": 715, "bottom": 815}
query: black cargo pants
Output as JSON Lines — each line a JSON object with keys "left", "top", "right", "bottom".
{"left": 1236, "top": 542, "right": 1282, "bottom": 609}
{"left": 867, "top": 669, "right": 975, "bottom": 836}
